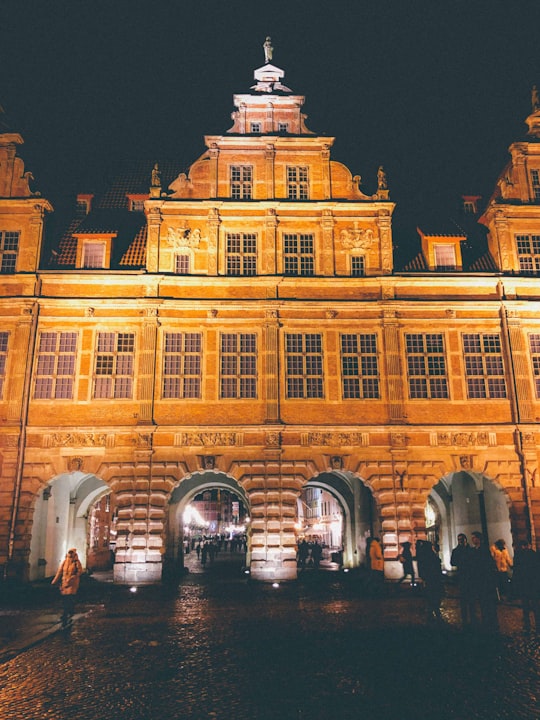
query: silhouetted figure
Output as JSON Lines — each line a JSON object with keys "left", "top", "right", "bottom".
{"left": 512, "top": 540, "right": 540, "bottom": 633}
{"left": 451, "top": 533, "right": 475, "bottom": 628}
{"left": 311, "top": 541, "right": 323, "bottom": 569}
{"left": 368, "top": 537, "right": 384, "bottom": 596}
{"left": 298, "top": 540, "right": 309, "bottom": 570}
{"left": 469, "top": 531, "right": 499, "bottom": 632}
{"left": 398, "top": 542, "right": 415, "bottom": 586}
{"left": 419, "top": 541, "right": 444, "bottom": 624}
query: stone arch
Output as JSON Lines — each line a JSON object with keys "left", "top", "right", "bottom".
{"left": 28, "top": 470, "right": 110, "bottom": 581}
{"left": 429, "top": 469, "right": 513, "bottom": 570}
{"left": 166, "top": 470, "right": 250, "bottom": 572}
{"left": 304, "top": 470, "right": 379, "bottom": 570}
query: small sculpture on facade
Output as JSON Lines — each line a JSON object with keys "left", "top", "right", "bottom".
{"left": 151, "top": 163, "right": 161, "bottom": 187}
{"left": 532, "top": 85, "right": 540, "bottom": 112}
{"left": 263, "top": 36, "right": 273, "bottom": 64}
{"left": 377, "top": 166, "right": 388, "bottom": 191}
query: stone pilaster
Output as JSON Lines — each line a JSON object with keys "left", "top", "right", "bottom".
{"left": 320, "top": 209, "right": 335, "bottom": 275}
{"left": 377, "top": 209, "right": 393, "bottom": 274}
{"left": 263, "top": 208, "right": 278, "bottom": 273}
{"left": 7, "top": 305, "right": 36, "bottom": 423}
{"left": 137, "top": 308, "right": 159, "bottom": 425}
{"left": 265, "top": 144, "right": 275, "bottom": 199}
{"left": 208, "top": 143, "right": 219, "bottom": 198}
{"left": 145, "top": 205, "right": 162, "bottom": 273}
{"left": 207, "top": 207, "right": 220, "bottom": 275}
{"left": 381, "top": 310, "right": 405, "bottom": 423}
{"left": 263, "top": 310, "right": 281, "bottom": 423}
{"left": 503, "top": 308, "right": 534, "bottom": 422}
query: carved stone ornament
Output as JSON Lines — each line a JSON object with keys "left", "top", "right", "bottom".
{"left": 459, "top": 455, "right": 473, "bottom": 470}
{"left": 177, "top": 432, "right": 238, "bottom": 446}
{"left": 68, "top": 456, "right": 84, "bottom": 472}
{"left": 340, "top": 223, "right": 376, "bottom": 250}
{"left": 302, "top": 432, "right": 368, "bottom": 447}
{"left": 265, "top": 431, "right": 281, "bottom": 448}
{"left": 167, "top": 226, "right": 204, "bottom": 249}
{"left": 331, "top": 455, "right": 343, "bottom": 470}
{"left": 49, "top": 432, "right": 107, "bottom": 447}
{"left": 437, "top": 432, "right": 490, "bottom": 447}
{"left": 202, "top": 456, "right": 216, "bottom": 470}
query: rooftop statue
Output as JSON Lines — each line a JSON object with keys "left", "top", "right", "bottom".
{"left": 377, "top": 166, "right": 388, "bottom": 191}
{"left": 151, "top": 163, "right": 161, "bottom": 187}
{"left": 532, "top": 85, "right": 540, "bottom": 113}
{"left": 263, "top": 36, "right": 273, "bottom": 64}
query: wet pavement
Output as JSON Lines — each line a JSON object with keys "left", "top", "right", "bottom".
{"left": 1, "top": 553, "right": 539, "bottom": 720}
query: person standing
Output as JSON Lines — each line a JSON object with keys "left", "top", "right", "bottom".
{"left": 469, "top": 531, "right": 499, "bottom": 632}
{"left": 51, "top": 548, "right": 83, "bottom": 624}
{"left": 512, "top": 540, "right": 540, "bottom": 634}
{"left": 397, "top": 541, "right": 415, "bottom": 586}
{"left": 490, "top": 538, "right": 513, "bottom": 599}
{"left": 450, "top": 533, "right": 474, "bottom": 628}
{"left": 368, "top": 537, "right": 385, "bottom": 596}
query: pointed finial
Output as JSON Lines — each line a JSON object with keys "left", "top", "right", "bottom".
{"left": 263, "top": 36, "right": 273, "bottom": 64}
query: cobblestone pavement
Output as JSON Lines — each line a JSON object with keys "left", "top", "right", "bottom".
{"left": 1, "top": 555, "right": 539, "bottom": 720}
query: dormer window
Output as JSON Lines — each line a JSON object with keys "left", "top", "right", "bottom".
{"left": 83, "top": 242, "right": 106, "bottom": 268}
{"left": 278, "top": 122, "right": 288, "bottom": 132}
{"left": 127, "top": 194, "right": 147, "bottom": 212}
{"left": 250, "top": 122, "right": 261, "bottom": 133}
{"left": 74, "top": 234, "right": 115, "bottom": 269}
{"left": 76, "top": 194, "right": 93, "bottom": 215}
{"left": 434, "top": 244, "right": 457, "bottom": 271}
{"left": 462, "top": 195, "right": 481, "bottom": 214}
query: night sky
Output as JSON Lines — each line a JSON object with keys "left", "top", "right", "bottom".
{"left": 1, "top": 1, "right": 540, "bottom": 235}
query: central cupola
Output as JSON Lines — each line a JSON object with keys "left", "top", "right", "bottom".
{"left": 228, "top": 37, "right": 314, "bottom": 135}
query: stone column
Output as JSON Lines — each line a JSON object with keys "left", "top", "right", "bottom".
{"left": 263, "top": 208, "right": 278, "bottom": 274}
{"left": 208, "top": 143, "right": 219, "bottom": 198}
{"left": 245, "top": 459, "right": 303, "bottom": 582}
{"left": 492, "top": 211, "right": 516, "bottom": 273}
{"left": 113, "top": 437, "right": 162, "bottom": 584}
{"left": 321, "top": 144, "right": 331, "bottom": 199}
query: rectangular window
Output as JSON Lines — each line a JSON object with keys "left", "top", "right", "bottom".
{"left": 463, "top": 333, "right": 507, "bottom": 399}
{"left": 516, "top": 234, "right": 540, "bottom": 274}
{"left": 529, "top": 333, "right": 540, "bottom": 398}
{"left": 434, "top": 244, "right": 457, "bottom": 270}
{"left": 175, "top": 254, "right": 190, "bottom": 274}
{"left": 286, "top": 333, "right": 323, "bottom": 399}
{"left": 351, "top": 256, "right": 365, "bottom": 277}
{"left": 163, "top": 332, "right": 202, "bottom": 399}
{"left": 278, "top": 123, "right": 288, "bottom": 132}
{"left": 250, "top": 123, "right": 261, "bottom": 133}
{"left": 287, "top": 166, "right": 309, "bottom": 200}
{"left": 82, "top": 242, "right": 106, "bottom": 269}
{"left": 230, "top": 166, "right": 253, "bottom": 199}
{"left": 341, "top": 333, "right": 380, "bottom": 399}
{"left": 34, "top": 331, "right": 77, "bottom": 399}
{"left": 531, "top": 170, "right": 540, "bottom": 200}
{"left": 0, "top": 331, "right": 8, "bottom": 398}
{"left": 220, "top": 333, "right": 257, "bottom": 399}
{"left": 0, "top": 231, "right": 19, "bottom": 274}
{"left": 94, "top": 332, "right": 135, "bottom": 399}
{"left": 283, "top": 234, "right": 314, "bottom": 276}
{"left": 226, "top": 233, "right": 257, "bottom": 276}
{"left": 405, "top": 333, "right": 449, "bottom": 399}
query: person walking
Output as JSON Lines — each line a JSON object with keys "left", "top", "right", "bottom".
{"left": 51, "top": 548, "right": 83, "bottom": 624}
{"left": 397, "top": 541, "right": 415, "bottom": 586}
{"left": 450, "top": 533, "right": 474, "bottom": 628}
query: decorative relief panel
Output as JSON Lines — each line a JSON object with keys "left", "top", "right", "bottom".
{"left": 339, "top": 223, "right": 376, "bottom": 250}
{"left": 431, "top": 432, "right": 496, "bottom": 447}
{"left": 301, "top": 432, "right": 369, "bottom": 446}
{"left": 175, "top": 432, "right": 241, "bottom": 447}
{"left": 45, "top": 432, "right": 108, "bottom": 447}
{"left": 167, "top": 226, "right": 205, "bottom": 249}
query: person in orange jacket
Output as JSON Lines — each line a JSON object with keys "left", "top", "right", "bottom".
{"left": 490, "top": 538, "right": 513, "bottom": 599}
{"left": 52, "top": 548, "right": 83, "bottom": 623}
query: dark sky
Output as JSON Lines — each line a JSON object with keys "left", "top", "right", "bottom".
{"left": 1, "top": 1, "right": 540, "bottom": 231}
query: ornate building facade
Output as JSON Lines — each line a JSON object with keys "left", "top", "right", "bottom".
{"left": 1, "top": 47, "right": 540, "bottom": 584}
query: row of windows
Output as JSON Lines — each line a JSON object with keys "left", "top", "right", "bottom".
{"left": 229, "top": 165, "right": 308, "bottom": 200}
{"left": 0, "top": 330, "right": 525, "bottom": 403}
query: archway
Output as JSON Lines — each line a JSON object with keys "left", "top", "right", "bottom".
{"left": 166, "top": 471, "right": 250, "bottom": 575}
{"left": 302, "top": 471, "right": 379, "bottom": 571}
{"left": 29, "top": 471, "right": 110, "bottom": 581}
{"left": 429, "top": 470, "right": 513, "bottom": 570}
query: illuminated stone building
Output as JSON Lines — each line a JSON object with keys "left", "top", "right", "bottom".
{"left": 2, "top": 46, "right": 540, "bottom": 585}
